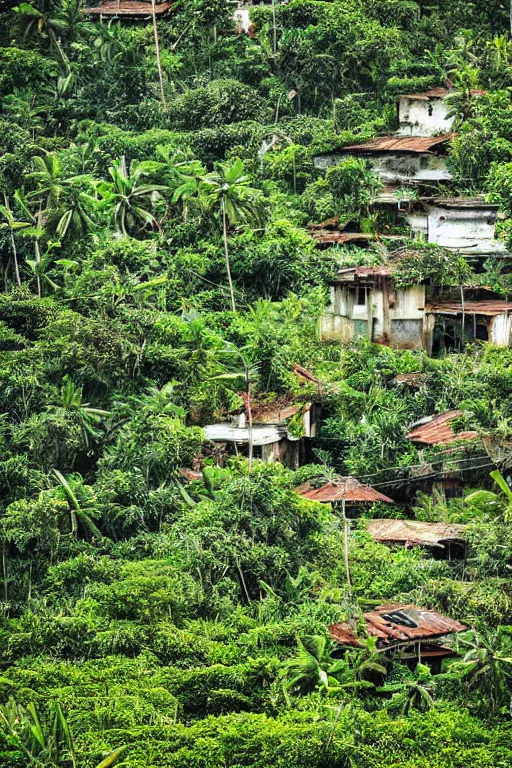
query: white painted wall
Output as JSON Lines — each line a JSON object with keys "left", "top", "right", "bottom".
{"left": 426, "top": 205, "right": 506, "bottom": 254}
{"left": 398, "top": 96, "right": 454, "bottom": 137}
{"left": 490, "top": 314, "right": 512, "bottom": 346}
{"left": 321, "top": 283, "right": 425, "bottom": 348}
{"left": 233, "top": 7, "right": 251, "bottom": 33}
{"left": 313, "top": 153, "right": 452, "bottom": 183}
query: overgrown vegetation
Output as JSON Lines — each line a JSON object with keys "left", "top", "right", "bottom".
{"left": 1, "top": 1, "right": 512, "bottom": 766}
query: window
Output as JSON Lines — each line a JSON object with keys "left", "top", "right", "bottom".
{"left": 356, "top": 287, "right": 366, "bottom": 306}
{"left": 428, "top": 103, "right": 434, "bottom": 116}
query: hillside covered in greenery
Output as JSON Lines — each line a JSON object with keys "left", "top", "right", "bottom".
{"left": 2, "top": 0, "right": 512, "bottom": 766}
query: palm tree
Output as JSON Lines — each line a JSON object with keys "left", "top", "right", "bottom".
{"left": 378, "top": 664, "right": 436, "bottom": 715}
{"left": 452, "top": 628, "right": 512, "bottom": 711}
{"left": 284, "top": 634, "right": 387, "bottom": 696}
{"left": 28, "top": 153, "right": 100, "bottom": 241}
{"left": 0, "top": 194, "right": 31, "bottom": 287}
{"left": 212, "top": 342, "right": 260, "bottom": 471}
{"left": 47, "top": 376, "right": 110, "bottom": 450}
{"left": 98, "top": 156, "right": 168, "bottom": 237}
{"left": 199, "top": 158, "right": 261, "bottom": 312}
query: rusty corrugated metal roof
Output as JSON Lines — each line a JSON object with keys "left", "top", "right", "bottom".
{"left": 430, "top": 197, "right": 498, "bottom": 210}
{"left": 406, "top": 411, "right": 478, "bottom": 447}
{"left": 83, "top": 0, "right": 172, "bottom": 15}
{"left": 251, "top": 401, "right": 307, "bottom": 424}
{"left": 426, "top": 300, "right": 512, "bottom": 317}
{"left": 367, "top": 519, "right": 466, "bottom": 549}
{"left": 329, "top": 603, "right": 466, "bottom": 648}
{"left": 343, "top": 134, "right": 454, "bottom": 154}
{"left": 296, "top": 478, "right": 394, "bottom": 504}
{"left": 311, "top": 231, "right": 374, "bottom": 245}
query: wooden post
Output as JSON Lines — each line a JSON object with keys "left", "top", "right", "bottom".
{"left": 342, "top": 497, "right": 352, "bottom": 597}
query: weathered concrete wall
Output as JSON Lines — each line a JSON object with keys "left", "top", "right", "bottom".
{"left": 490, "top": 314, "right": 512, "bottom": 346}
{"left": 426, "top": 205, "right": 506, "bottom": 254}
{"left": 397, "top": 96, "right": 454, "bottom": 137}
{"left": 321, "top": 283, "right": 426, "bottom": 349}
{"left": 313, "top": 153, "right": 452, "bottom": 183}
{"left": 233, "top": 7, "right": 251, "bottom": 33}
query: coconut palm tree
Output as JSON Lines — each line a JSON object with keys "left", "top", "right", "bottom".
{"left": 98, "top": 156, "right": 168, "bottom": 237}
{"left": 199, "top": 158, "right": 262, "bottom": 312}
{"left": 0, "top": 194, "right": 31, "bottom": 287}
{"left": 28, "top": 153, "right": 100, "bottom": 241}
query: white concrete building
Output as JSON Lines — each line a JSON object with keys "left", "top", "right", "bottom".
{"left": 320, "top": 266, "right": 512, "bottom": 354}
{"left": 313, "top": 135, "right": 453, "bottom": 184}
{"left": 397, "top": 88, "right": 454, "bottom": 137}
{"left": 320, "top": 266, "right": 426, "bottom": 349}
{"left": 407, "top": 199, "right": 507, "bottom": 256}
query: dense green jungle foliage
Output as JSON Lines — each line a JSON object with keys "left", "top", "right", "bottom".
{"left": 2, "top": 0, "right": 512, "bottom": 766}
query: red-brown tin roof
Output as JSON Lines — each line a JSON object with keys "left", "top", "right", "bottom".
{"left": 426, "top": 300, "right": 512, "bottom": 317}
{"left": 310, "top": 232, "right": 374, "bottom": 246}
{"left": 83, "top": 0, "right": 172, "bottom": 15}
{"left": 329, "top": 603, "right": 466, "bottom": 648}
{"left": 296, "top": 478, "right": 394, "bottom": 504}
{"left": 343, "top": 134, "right": 454, "bottom": 154}
{"left": 367, "top": 519, "right": 466, "bottom": 549}
{"left": 406, "top": 411, "right": 478, "bottom": 447}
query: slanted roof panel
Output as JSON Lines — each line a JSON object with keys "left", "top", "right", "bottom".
{"left": 296, "top": 479, "right": 394, "bottom": 504}
{"left": 83, "top": 0, "right": 172, "bottom": 15}
{"left": 367, "top": 519, "right": 467, "bottom": 548}
{"left": 406, "top": 411, "right": 478, "bottom": 447}
{"left": 342, "top": 134, "right": 454, "bottom": 154}
{"left": 329, "top": 603, "right": 466, "bottom": 648}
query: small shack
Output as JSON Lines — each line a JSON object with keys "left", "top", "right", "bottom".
{"left": 397, "top": 87, "right": 454, "bottom": 137}
{"left": 204, "top": 399, "right": 320, "bottom": 469}
{"left": 406, "top": 411, "right": 478, "bottom": 448}
{"left": 321, "top": 265, "right": 426, "bottom": 349}
{"left": 329, "top": 603, "right": 466, "bottom": 667}
{"left": 367, "top": 519, "right": 467, "bottom": 560}
{"left": 313, "top": 135, "right": 453, "bottom": 184}
{"left": 296, "top": 477, "right": 394, "bottom": 515}
{"left": 406, "top": 411, "right": 479, "bottom": 499}
{"left": 425, "top": 298, "right": 512, "bottom": 353}
{"left": 83, "top": 0, "right": 173, "bottom": 19}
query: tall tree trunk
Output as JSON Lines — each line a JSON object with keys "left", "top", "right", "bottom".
{"left": 245, "top": 382, "right": 253, "bottom": 473}
{"left": 4, "top": 195, "right": 21, "bottom": 288}
{"left": 342, "top": 497, "right": 352, "bottom": 598}
{"left": 222, "top": 201, "right": 236, "bottom": 312}
{"left": 151, "top": 0, "right": 167, "bottom": 112}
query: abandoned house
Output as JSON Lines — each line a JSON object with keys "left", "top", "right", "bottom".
{"left": 329, "top": 603, "right": 466, "bottom": 668}
{"left": 397, "top": 87, "right": 454, "bottom": 137}
{"left": 203, "top": 399, "right": 321, "bottom": 469}
{"left": 406, "top": 411, "right": 480, "bottom": 499}
{"left": 404, "top": 198, "right": 507, "bottom": 257}
{"left": 425, "top": 295, "right": 512, "bottom": 353}
{"left": 320, "top": 265, "right": 426, "bottom": 348}
{"left": 296, "top": 477, "right": 394, "bottom": 515}
{"left": 407, "top": 411, "right": 478, "bottom": 449}
{"left": 312, "top": 135, "right": 454, "bottom": 184}
{"left": 82, "top": 0, "right": 173, "bottom": 19}
{"left": 321, "top": 265, "right": 512, "bottom": 352}
{"left": 367, "top": 519, "right": 467, "bottom": 560}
